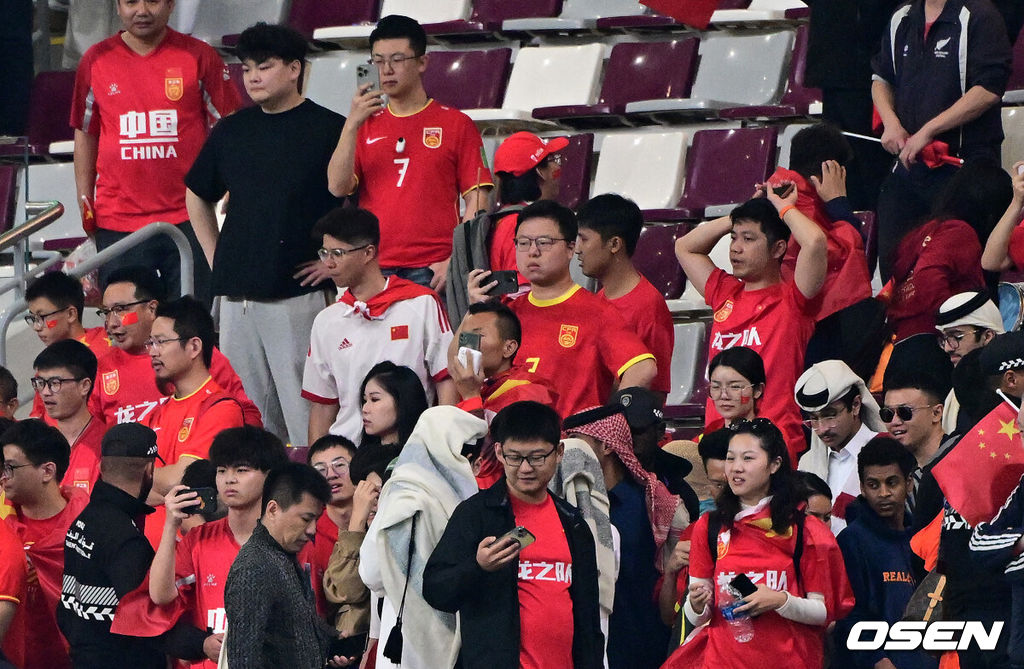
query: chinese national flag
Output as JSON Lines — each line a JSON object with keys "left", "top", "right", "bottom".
{"left": 932, "top": 400, "right": 1024, "bottom": 527}
{"left": 641, "top": 0, "right": 722, "bottom": 30}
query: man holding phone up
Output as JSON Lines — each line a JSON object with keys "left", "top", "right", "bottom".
{"left": 424, "top": 401, "right": 604, "bottom": 669}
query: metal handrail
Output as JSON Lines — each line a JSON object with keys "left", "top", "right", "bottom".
{"left": 0, "top": 200, "right": 64, "bottom": 249}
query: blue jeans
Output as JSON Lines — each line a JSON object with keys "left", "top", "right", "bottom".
{"left": 381, "top": 266, "right": 434, "bottom": 289}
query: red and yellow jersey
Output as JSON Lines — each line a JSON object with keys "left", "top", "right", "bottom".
{"left": 508, "top": 285, "right": 654, "bottom": 417}
{"left": 61, "top": 416, "right": 107, "bottom": 495}
{"left": 354, "top": 100, "right": 492, "bottom": 267}
{"left": 0, "top": 519, "right": 27, "bottom": 668}
{"left": 71, "top": 29, "right": 239, "bottom": 232}
{"left": 599, "top": 276, "right": 675, "bottom": 395}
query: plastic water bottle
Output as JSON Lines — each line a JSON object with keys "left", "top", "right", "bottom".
{"left": 719, "top": 583, "right": 754, "bottom": 643}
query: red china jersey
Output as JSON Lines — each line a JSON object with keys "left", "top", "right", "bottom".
{"left": 61, "top": 416, "right": 107, "bottom": 495}
{"left": 489, "top": 212, "right": 529, "bottom": 286}
{"left": 703, "top": 269, "right": 814, "bottom": 462}
{"left": 599, "top": 276, "right": 675, "bottom": 394}
{"left": 509, "top": 494, "right": 573, "bottom": 669}
{"left": 0, "top": 519, "right": 27, "bottom": 669}
{"left": 70, "top": 29, "right": 239, "bottom": 232}
{"left": 508, "top": 285, "right": 654, "bottom": 417}
{"left": 174, "top": 518, "right": 239, "bottom": 669}
{"left": 310, "top": 513, "right": 339, "bottom": 620}
{"left": 353, "top": 100, "right": 492, "bottom": 267}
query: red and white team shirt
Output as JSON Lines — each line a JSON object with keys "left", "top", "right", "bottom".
{"left": 61, "top": 416, "right": 107, "bottom": 495}
{"left": 302, "top": 277, "right": 452, "bottom": 441}
{"left": 70, "top": 29, "right": 240, "bottom": 232}
{"left": 509, "top": 493, "right": 574, "bottom": 669}
{"left": 92, "top": 346, "right": 260, "bottom": 427}
{"left": 174, "top": 518, "right": 239, "bottom": 669}
{"left": 508, "top": 285, "right": 654, "bottom": 417}
{"left": 353, "top": 100, "right": 492, "bottom": 268}
{"left": 599, "top": 276, "right": 675, "bottom": 395}
{"left": 703, "top": 269, "right": 815, "bottom": 462}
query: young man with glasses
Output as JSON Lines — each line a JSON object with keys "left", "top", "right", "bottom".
{"left": 93, "top": 266, "right": 259, "bottom": 428}
{"left": 140, "top": 295, "right": 245, "bottom": 548}
{"left": 424, "top": 401, "right": 604, "bottom": 669}
{"left": 1, "top": 419, "right": 88, "bottom": 669}
{"left": 306, "top": 434, "right": 356, "bottom": 622}
{"left": 302, "top": 207, "right": 455, "bottom": 445}
{"left": 32, "top": 340, "right": 106, "bottom": 494}
{"left": 795, "top": 360, "right": 886, "bottom": 533}
{"left": 327, "top": 14, "right": 492, "bottom": 292}
{"left": 185, "top": 23, "right": 343, "bottom": 447}
{"left": 25, "top": 271, "right": 111, "bottom": 355}
{"left": 468, "top": 200, "right": 656, "bottom": 418}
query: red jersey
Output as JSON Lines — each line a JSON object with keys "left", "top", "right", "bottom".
{"left": 353, "top": 100, "right": 492, "bottom": 267}
{"left": 6, "top": 487, "right": 89, "bottom": 669}
{"left": 675, "top": 505, "right": 854, "bottom": 669}
{"left": 599, "top": 276, "right": 675, "bottom": 394}
{"left": 93, "top": 346, "right": 261, "bottom": 427}
{"left": 489, "top": 211, "right": 529, "bottom": 286}
{"left": 0, "top": 519, "right": 27, "bottom": 669}
{"left": 143, "top": 377, "right": 244, "bottom": 548}
{"left": 174, "top": 518, "right": 239, "bottom": 669}
{"left": 1009, "top": 223, "right": 1024, "bottom": 270}
{"left": 310, "top": 513, "right": 340, "bottom": 620}
{"left": 61, "top": 416, "right": 107, "bottom": 495}
{"left": 70, "top": 29, "right": 239, "bottom": 232}
{"left": 509, "top": 494, "right": 573, "bottom": 669}
{"left": 508, "top": 285, "right": 654, "bottom": 417}
{"left": 704, "top": 269, "right": 814, "bottom": 462}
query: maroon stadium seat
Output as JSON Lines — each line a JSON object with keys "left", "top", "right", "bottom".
{"left": 287, "top": 446, "right": 310, "bottom": 463}
{"left": 422, "top": 49, "right": 512, "bottom": 110}
{"left": 553, "top": 133, "right": 593, "bottom": 210}
{"left": 643, "top": 127, "right": 778, "bottom": 221}
{"left": 226, "top": 63, "right": 256, "bottom": 109}
{"left": 12, "top": 71, "right": 76, "bottom": 157}
{"left": 532, "top": 38, "right": 699, "bottom": 129}
{"left": 426, "top": 0, "right": 562, "bottom": 37}
{"left": 0, "top": 166, "right": 18, "bottom": 234}
{"left": 855, "top": 210, "right": 878, "bottom": 275}
{"left": 634, "top": 224, "right": 688, "bottom": 299}
{"left": 289, "top": 0, "right": 380, "bottom": 38}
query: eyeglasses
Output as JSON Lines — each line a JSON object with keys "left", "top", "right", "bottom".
{"left": 369, "top": 53, "right": 421, "bottom": 68}
{"left": 709, "top": 382, "right": 753, "bottom": 399}
{"left": 97, "top": 299, "right": 149, "bottom": 320}
{"left": 802, "top": 408, "right": 848, "bottom": 429}
{"left": 1, "top": 462, "right": 32, "bottom": 478}
{"left": 312, "top": 458, "right": 350, "bottom": 476}
{"left": 24, "top": 306, "right": 71, "bottom": 328}
{"left": 143, "top": 337, "right": 184, "bottom": 351}
{"left": 30, "top": 376, "right": 84, "bottom": 393}
{"left": 513, "top": 236, "right": 568, "bottom": 252}
{"left": 317, "top": 244, "right": 370, "bottom": 261}
{"left": 501, "top": 445, "right": 557, "bottom": 468}
{"left": 937, "top": 329, "right": 981, "bottom": 351}
{"left": 879, "top": 405, "right": 935, "bottom": 423}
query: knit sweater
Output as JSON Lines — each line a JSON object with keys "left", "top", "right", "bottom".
{"left": 224, "top": 522, "right": 335, "bottom": 668}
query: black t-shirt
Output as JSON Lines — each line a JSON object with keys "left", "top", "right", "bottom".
{"left": 185, "top": 99, "right": 346, "bottom": 299}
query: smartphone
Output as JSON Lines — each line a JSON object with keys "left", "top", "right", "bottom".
{"left": 496, "top": 525, "right": 537, "bottom": 550}
{"left": 730, "top": 573, "right": 758, "bottom": 599}
{"left": 356, "top": 63, "right": 382, "bottom": 94}
{"left": 329, "top": 632, "right": 369, "bottom": 659}
{"left": 181, "top": 487, "right": 218, "bottom": 516}
{"left": 485, "top": 270, "right": 520, "bottom": 297}
{"left": 458, "top": 331, "right": 482, "bottom": 350}
{"left": 771, "top": 183, "right": 794, "bottom": 198}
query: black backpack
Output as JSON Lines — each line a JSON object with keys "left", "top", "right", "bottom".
{"left": 707, "top": 511, "right": 806, "bottom": 593}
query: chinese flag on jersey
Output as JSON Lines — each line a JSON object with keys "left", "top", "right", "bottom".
{"left": 641, "top": 0, "right": 721, "bottom": 29}
{"left": 933, "top": 398, "right": 1024, "bottom": 527}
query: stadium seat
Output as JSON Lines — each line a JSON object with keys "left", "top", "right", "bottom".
{"left": 634, "top": 224, "right": 688, "bottom": 299}
{"left": 625, "top": 29, "right": 794, "bottom": 123}
{"left": 422, "top": 49, "right": 512, "bottom": 110}
{"left": 643, "top": 126, "right": 778, "bottom": 221}
{"left": 856, "top": 210, "right": 878, "bottom": 275}
{"left": 532, "top": 38, "right": 699, "bottom": 129}
{"left": 553, "top": 132, "right": 594, "bottom": 210}
{"left": 466, "top": 44, "right": 604, "bottom": 130}
{"left": 287, "top": 446, "right": 310, "bottom": 463}
{"left": 188, "top": 0, "right": 291, "bottom": 46}
{"left": 502, "top": 0, "right": 647, "bottom": 32}
{"left": 711, "top": 0, "right": 808, "bottom": 26}
{"left": 664, "top": 310, "right": 713, "bottom": 420}
{"left": 1005, "top": 29, "right": 1024, "bottom": 104}
{"left": 314, "top": 0, "right": 470, "bottom": 43}
{"left": 591, "top": 130, "right": 689, "bottom": 210}
{"left": 226, "top": 63, "right": 256, "bottom": 108}
{"left": 0, "top": 71, "right": 76, "bottom": 158}
{"left": 1002, "top": 107, "right": 1024, "bottom": 175}
{"left": 304, "top": 51, "right": 370, "bottom": 117}
{"left": 425, "top": 0, "right": 562, "bottom": 38}
{"left": 288, "top": 0, "right": 379, "bottom": 39}
{"left": 14, "top": 162, "right": 87, "bottom": 246}
{"left": 718, "top": 25, "right": 822, "bottom": 119}
{"left": 0, "top": 166, "right": 19, "bottom": 234}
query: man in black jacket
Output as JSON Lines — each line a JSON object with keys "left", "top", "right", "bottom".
{"left": 423, "top": 401, "right": 604, "bottom": 669}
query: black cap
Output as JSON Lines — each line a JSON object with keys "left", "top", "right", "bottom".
{"left": 980, "top": 331, "right": 1024, "bottom": 376}
{"left": 101, "top": 423, "right": 164, "bottom": 462}
{"left": 610, "top": 387, "right": 664, "bottom": 431}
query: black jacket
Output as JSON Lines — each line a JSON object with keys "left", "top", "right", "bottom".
{"left": 423, "top": 481, "right": 604, "bottom": 669}
{"left": 57, "top": 479, "right": 163, "bottom": 669}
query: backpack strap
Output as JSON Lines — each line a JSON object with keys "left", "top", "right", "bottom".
{"left": 708, "top": 511, "right": 806, "bottom": 593}
{"left": 198, "top": 394, "right": 247, "bottom": 425}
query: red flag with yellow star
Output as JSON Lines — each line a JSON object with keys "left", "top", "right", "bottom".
{"left": 932, "top": 398, "right": 1024, "bottom": 526}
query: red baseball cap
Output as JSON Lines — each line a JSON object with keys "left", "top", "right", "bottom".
{"left": 493, "top": 132, "right": 570, "bottom": 177}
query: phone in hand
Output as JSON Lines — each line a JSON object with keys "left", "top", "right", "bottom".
{"left": 181, "top": 487, "right": 218, "bottom": 517}
{"left": 458, "top": 331, "right": 482, "bottom": 351}
{"left": 495, "top": 525, "right": 537, "bottom": 550}
{"left": 329, "top": 632, "right": 369, "bottom": 659}
{"left": 730, "top": 573, "right": 758, "bottom": 599}
{"left": 485, "top": 270, "right": 519, "bottom": 297}
{"left": 771, "top": 182, "right": 794, "bottom": 199}
{"left": 356, "top": 63, "right": 384, "bottom": 100}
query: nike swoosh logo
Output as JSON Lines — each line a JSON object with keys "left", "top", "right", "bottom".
{"left": 366, "top": 137, "right": 386, "bottom": 145}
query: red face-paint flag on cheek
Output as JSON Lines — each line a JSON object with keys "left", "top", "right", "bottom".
{"left": 46, "top": 320, "right": 58, "bottom": 329}
{"left": 121, "top": 312, "right": 139, "bottom": 326}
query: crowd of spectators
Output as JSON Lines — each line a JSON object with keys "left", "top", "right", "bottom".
{"left": 3, "top": 1, "right": 1024, "bottom": 667}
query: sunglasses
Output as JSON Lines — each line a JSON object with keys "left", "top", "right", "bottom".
{"left": 879, "top": 405, "right": 935, "bottom": 423}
